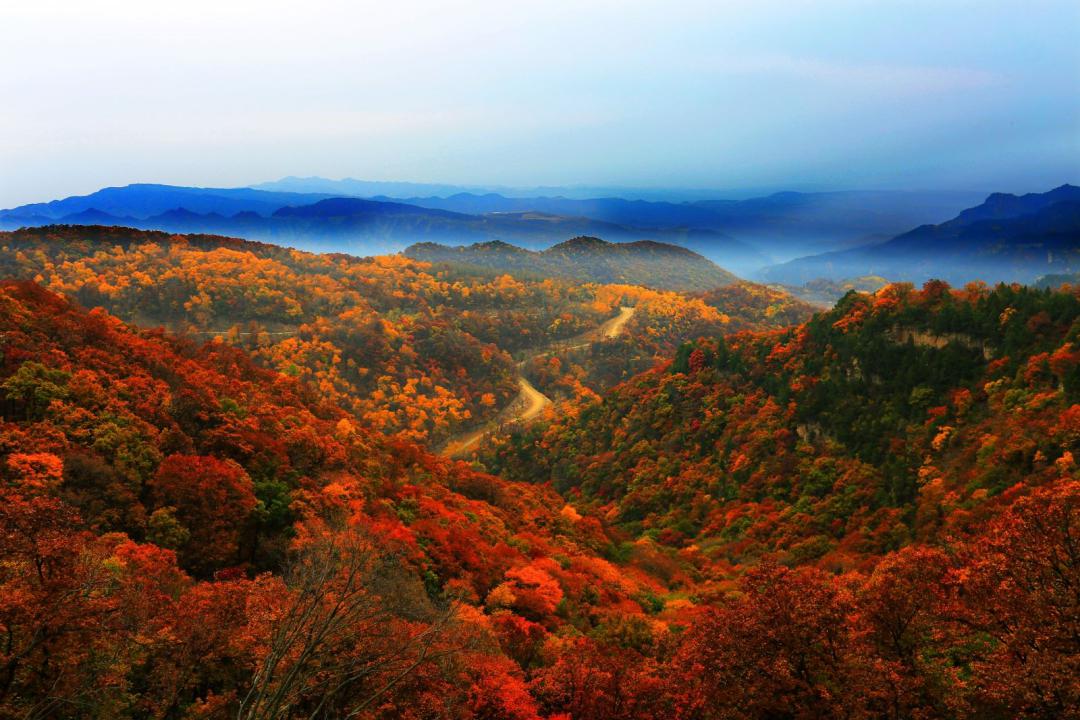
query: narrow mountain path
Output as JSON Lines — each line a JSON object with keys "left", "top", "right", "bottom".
{"left": 440, "top": 306, "right": 636, "bottom": 458}
{"left": 600, "top": 305, "right": 635, "bottom": 338}
{"left": 517, "top": 376, "right": 552, "bottom": 421}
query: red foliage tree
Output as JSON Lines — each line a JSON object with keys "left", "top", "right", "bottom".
{"left": 531, "top": 637, "right": 666, "bottom": 720}
{"left": 147, "top": 454, "right": 257, "bottom": 574}
{"left": 671, "top": 563, "right": 867, "bottom": 719}
{"left": 950, "top": 480, "right": 1080, "bottom": 716}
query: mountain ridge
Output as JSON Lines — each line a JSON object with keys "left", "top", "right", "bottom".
{"left": 0, "top": 184, "right": 765, "bottom": 265}
{"left": 764, "top": 185, "right": 1080, "bottom": 285}
{"left": 2, "top": 182, "right": 992, "bottom": 275}
{"left": 0, "top": 183, "right": 336, "bottom": 221}
{"left": 404, "top": 235, "right": 740, "bottom": 291}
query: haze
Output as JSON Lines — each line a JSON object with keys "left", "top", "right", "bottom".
{"left": 1, "top": 0, "right": 1077, "bottom": 207}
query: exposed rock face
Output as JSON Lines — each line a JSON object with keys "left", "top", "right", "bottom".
{"left": 890, "top": 326, "right": 994, "bottom": 360}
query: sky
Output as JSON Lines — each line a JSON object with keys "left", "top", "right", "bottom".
{"left": 1, "top": 0, "right": 1078, "bottom": 207}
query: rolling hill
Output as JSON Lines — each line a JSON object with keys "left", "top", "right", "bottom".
{"left": 405, "top": 236, "right": 740, "bottom": 292}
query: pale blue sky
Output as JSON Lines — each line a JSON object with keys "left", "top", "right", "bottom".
{"left": 1, "top": 0, "right": 1077, "bottom": 206}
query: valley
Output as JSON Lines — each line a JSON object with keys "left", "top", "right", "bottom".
{"left": 4, "top": 0, "right": 1075, "bottom": 715}
{"left": 441, "top": 305, "right": 636, "bottom": 457}
{"left": 0, "top": 208, "right": 1075, "bottom": 718}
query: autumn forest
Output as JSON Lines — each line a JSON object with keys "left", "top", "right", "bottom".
{"left": 0, "top": 211, "right": 1073, "bottom": 720}
{"left": 8, "top": 0, "right": 1080, "bottom": 712}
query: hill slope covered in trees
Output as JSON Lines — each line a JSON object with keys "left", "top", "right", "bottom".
{"left": 404, "top": 236, "right": 740, "bottom": 292}
{"left": 1, "top": 278, "right": 1077, "bottom": 717}
{"left": 0, "top": 279, "right": 679, "bottom": 718}
{"left": 485, "top": 280, "right": 1080, "bottom": 567}
{"left": 0, "top": 223, "right": 1077, "bottom": 717}
{"left": 0, "top": 226, "right": 809, "bottom": 445}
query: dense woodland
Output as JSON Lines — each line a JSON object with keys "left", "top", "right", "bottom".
{"left": 518, "top": 282, "right": 816, "bottom": 405}
{"left": 0, "top": 226, "right": 1076, "bottom": 718}
{"left": 487, "top": 282, "right": 1080, "bottom": 558}
{"left": 0, "top": 227, "right": 803, "bottom": 443}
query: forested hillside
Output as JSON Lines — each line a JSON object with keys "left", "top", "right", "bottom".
{"left": 400, "top": 236, "right": 814, "bottom": 406}
{"left": 518, "top": 281, "right": 815, "bottom": 406}
{"left": 0, "top": 280, "right": 671, "bottom": 718}
{"left": 1, "top": 279, "right": 1075, "bottom": 718}
{"left": 4, "top": 0, "right": 1075, "bottom": 713}
{"left": 0, "top": 226, "right": 804, "bottom": 445}
{"left": 486, "top": 281, "right": 1080, "bottom": 568}
{"left": 0, "top": 225, "right": 1076, "bottom": 718}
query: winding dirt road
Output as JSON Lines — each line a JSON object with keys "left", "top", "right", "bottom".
{"left": 600, "top": 305, "right": 635, "bottom": 338}
{"left": 440, "top": 306, "right": 635, "bottom": 458}
{"left": 517, "top": 376, "right": 552, "bottom": 422}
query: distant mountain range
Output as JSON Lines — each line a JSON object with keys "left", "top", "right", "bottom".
{"left": 0, "top": 184, "right": 334, "bottom": 221}
{"left": 0, "top": 184, "right": 762, "bottom": 267}
{"left": 255, "top": 178, "right": 985, "bottom": 263}
{"left": 384, "top": 189, "right": 984, "bottom": 261}
{"left": 250, "top": 176, "right": 790, "bottom": 202}
{"left": 0, "top": 182, "right": 985, "bottom": 273}
{"left": 405, "top": 236, "right": 739, "bottom": 292}
{"left": 3, "top": 181, "right": 1073, "bottom": 286}
{"left": 764, "top": 184, "right": 1080, "bottom": 286}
